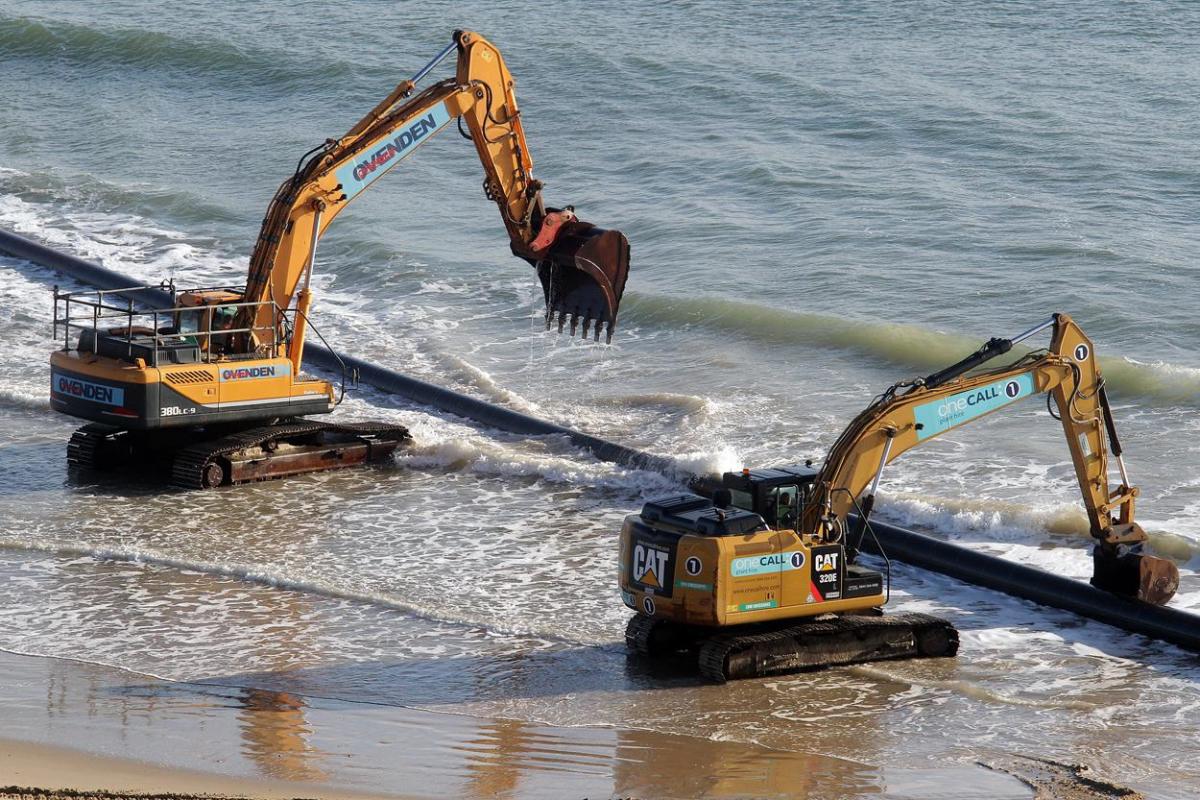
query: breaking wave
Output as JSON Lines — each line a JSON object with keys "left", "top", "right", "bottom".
{"left": 877, "top": 490, "right": 1200, "bottom": 562}
{"left": 623, "top": 293, "right": 1200, "bottom": 406}
{"left": 430, "top": 352, "right": 542, "bottom": 415}
{"left": 0, "top": 385, "right": 49, "bottom": 413}
{"left": 394, "top": 427, "right": 688, "bottom": 495}
{"left": 0, "top": 538, "right": 614, "bottom": 647}
{"left": 0, "top": 15, "right": 349, "bottom": 89}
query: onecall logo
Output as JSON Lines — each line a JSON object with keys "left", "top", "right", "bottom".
{"left": 1074, "top": 344, "right": 1090, "bottom": 362}
{"left": 1005, "top": 380, "right": 1021, "bottom": 398}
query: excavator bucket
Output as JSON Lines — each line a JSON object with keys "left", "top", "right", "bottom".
{"left": 536, "top": 220, "right": 630, "bottom": 343}
{"left": 1091, "top": 546, "right": 1180, "bottom": 606}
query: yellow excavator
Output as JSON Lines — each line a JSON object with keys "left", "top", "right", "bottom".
{"left": 49, "top": 30, "right": 629, "bottom": 488}
{"left": 621, "top": 314, "right": 1180, "bottom": 681}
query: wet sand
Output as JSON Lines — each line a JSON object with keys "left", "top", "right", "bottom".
{"left": 0, "top": 649, "right": 1038, "bottom": 800}
{"left": 0, "top": 737, "right": 399, "bottom": 800}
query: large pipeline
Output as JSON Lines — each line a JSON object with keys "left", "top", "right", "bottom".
{"left": 2, "top": 226, "right": 1197, "bottom": 653}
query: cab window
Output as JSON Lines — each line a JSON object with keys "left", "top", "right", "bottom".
{"left": 769, "top": 485, "right": 800, "bottom": 529}
{"left": 213, "top": 305, "right": 237, "bottom": 330}
{"left": 176, "top": 309, "right": 202, "bottom": 334}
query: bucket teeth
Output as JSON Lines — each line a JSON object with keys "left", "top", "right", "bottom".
{"left": 604, "top": 322, "right": 614, "bottom": 344}
{"left": 544, "top": 309, "right": 552, "bottom": 331}
{"left": 581, "top": 316, "right": 592, "bottom": 340}
{"left": 557, "top": 312, "right": 566, "bottom": 333}
{"left": 570, "top": 314, "right": 578, "bottom": 336}
{"left": 532, "top": 221, "right": 629, "bottom": 343}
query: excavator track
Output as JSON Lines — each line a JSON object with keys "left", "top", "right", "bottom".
{"left": 67, "top": 423, "right": 119, "bottom": 469}
{"left": 170, "top": 419, "right": 410, "bottom": 489}
{"left": 625, "top": 612, "right": 958, "bottom": 683}
{"left": 625, "top": 613, "right": 673, "bottom": 656}
{"left": 696, "top": 612, "right": 958, "bottom": 683}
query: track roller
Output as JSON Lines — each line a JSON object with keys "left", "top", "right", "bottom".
{"left": 696, "top": 612, "right": 958, "bottom": 683}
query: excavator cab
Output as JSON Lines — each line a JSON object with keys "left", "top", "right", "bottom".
{"left": 715, "top": 464, "right": 817, "bottom": 530}
{"left": 171, "top": 290, "right": 250, "bottom": 358}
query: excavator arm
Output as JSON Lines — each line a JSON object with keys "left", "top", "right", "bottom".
{"left": 803, "top": 313, "right": 1179, "bottom": 605}
{"left": 234, "top": 30, "right": 630, "bottom": 364}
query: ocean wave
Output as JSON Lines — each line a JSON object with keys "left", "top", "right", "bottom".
{"left": 0, "top": 192, "right": 245, "bottom": 286}
{"left": 0, "top": 165, "right": 240, "bottom": 230}
{"left": 593, "top": 392, "right": 712, "bottom": 416}
{"left": 430, "top": 352, "right": 542, "bottom": 415}
{"left": 0, "top": 385, "right": 49, "bottom": 413}
{"left": 396, "top": 427, "right": 685, "bottom": 495}
{"left": 0, "top": 15, "right": 350, "bottom": 89}
{"left": 0, "top": 538, "right": 615, "bottom": 647}
{"left": 877, "top": 490, "right": 1200, "bottom": 562}
{"left": 623, "top": 293, "right": 1200, "bottom": 406}
{"left": 669, "top": 445, "right": 742, "bottom": 478}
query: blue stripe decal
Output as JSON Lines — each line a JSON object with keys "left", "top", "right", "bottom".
{"left": 913, "top": 372, "right": 1036, "bottom": 440}
{"left": 335, "top": 102, "right": 453, "bottom": 201}
{"left": 52, "top": 371, "right": 125, "bottom": 406}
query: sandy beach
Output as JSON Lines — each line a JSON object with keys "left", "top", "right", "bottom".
{"left": 0, "top": 648, "right": 1043, "bottom": 799}
{"left": 0, "top": 738, "right": 400, "bottom": 800}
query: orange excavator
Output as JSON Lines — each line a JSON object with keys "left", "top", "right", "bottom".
{"left": 50, "top": 30, "right": 629, "bottom": 488}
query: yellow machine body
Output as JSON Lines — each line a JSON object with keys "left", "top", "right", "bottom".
{"left": 620, "top": 494, "right": 885, "bottom": 628}
{"left": 48, "top": 30, "right": 630, "bottom": 488}
{"left": 50, "top": 288, "right": 335, "bottom": 429}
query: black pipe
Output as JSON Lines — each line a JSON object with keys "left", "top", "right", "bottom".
{"left": 3, "top": 225, "right": 1197, "bottom": 653}
{"left": 859, "top": 519, "right": 1200, "bottom": 652}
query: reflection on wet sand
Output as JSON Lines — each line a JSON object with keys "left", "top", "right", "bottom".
{"left": 612, "top": 726, "right": 882, "bottom": 799}
{"left": 232, "top": 570, "right": 328, "bottom": 785}
{"left": 10, "top": 649, "right": 1039, "bottom": 799}
{"left": 459, "top": 718, "right": 534, "bottom": 799}
{"left": 237, "top": 688, "right": 327, "bottom": 784}
{"left": 34, "top": 544, "right": 333, "bottom": 787}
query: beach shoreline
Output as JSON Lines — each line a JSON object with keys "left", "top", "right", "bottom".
{"left": 0, "top": 648, "right": 1039, "bottom": 800}
{"left": 0, "top": 737, "right": 404, "bottom": 800}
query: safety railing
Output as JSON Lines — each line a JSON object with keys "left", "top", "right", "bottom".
{"left": 51, "top": 283, "right": 350, "bottom": 404}
{"left": 52, "top": 283, "right": 282, "bottom": 366}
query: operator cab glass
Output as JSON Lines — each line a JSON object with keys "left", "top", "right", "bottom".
{"left": 719, "top": 464, "right": 818, "bottom": 528}
{"left": 770, "top": 485, "right": 800, "bottom": 529}
{"left": 213, "top": 305, "right": 237, "bottom": 329}
{"left": 176, "top": 309, "right": 203, "bottom": 335}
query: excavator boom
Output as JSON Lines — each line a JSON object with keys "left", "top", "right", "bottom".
{"left": 237, "top": 30, "right": 630, "bottom": 355}
{"left": 805, "top": 313, "right": 1178, "bottom": 605}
